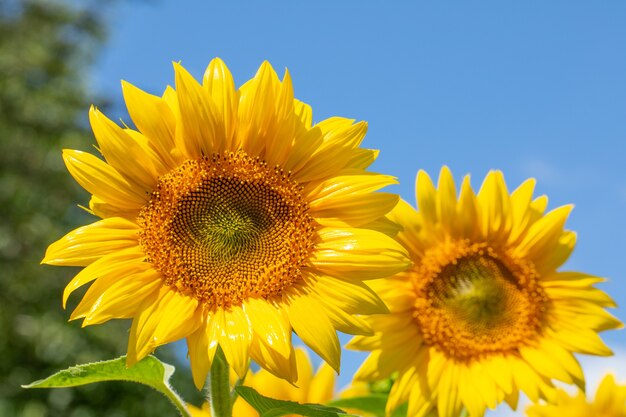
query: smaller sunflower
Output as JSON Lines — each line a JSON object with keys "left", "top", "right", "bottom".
{"left": 526, "top": 374, "right": 626, "bottom": 417}
{"left": 349, "top": 167, "right": 622, "bottom": 417}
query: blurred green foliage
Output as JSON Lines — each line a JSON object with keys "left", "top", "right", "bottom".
{"left": 0, "top": 1, "right": 201, "bottom": 415}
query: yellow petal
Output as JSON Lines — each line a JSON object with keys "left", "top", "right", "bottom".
{"left": 536, "top": 231, "right": 576, "bottom": 273}
{"left": 510, "top": 358, "right": 554, "bottom": 403}
{"left": 72, "top": 268, "right": 162, "bottom": 326}
{"left": 508, "top": 178, "right": 536, "bottom": 244}
{"left": 173, "top": 62, "right": 221, "bottom": 157}
{"left": 307, "top": 363, "right": 336, "bottom": 404}
{"left": 416, "top": 170, "right": 437, "bottom": 225}
{"left": 457, "top": 364, "right": 488, "bottom": 417}
{"left": 313, "top": 294, "right": 373, "bottom": 336}
{"left": 312, "top": 227, "right": 411, "bottom": 280}
{"left": 312, "top": 274, "right": 389, "bottom": 315}
{"left": 349, "top": 324, "right": 420, "bottom": 352}
{"left": 292, "top": 120, "right": 368, "bottom": 183}
{"left": 203, "top": 57, "right": 238, "bottom": 150}
{"left": 293, "top": 99, "right": 312, "bottom": 129}
{"left": 187, "top": 316, "right": 218, "bottom": 389}
{"left": 520, "top": 344, "right": 575, "bottom": 384}
{"left": 243, "top": 298, "right": 291, "bottom": 358}
{"left": 551, "top": 326, "right": 614, "bottom": 356}
{"left": 63, "top": 149, "right": 148, "bottom": 209}
{"left": 482, "top": 354, "right": 513, "bottom": 394}
{"left": 288, "top": 295, "right": 340, "bottom": 372}
{"left": 249, "top": 334, "right": 297, "bottom": 383}
{"left": 264, "top": 69, "right": 298, "bottom": 167}
{"left": 127, "top": 287, "right": 200, "bottom": 366}
{"left": 213, "top": 307, "right": 252, "bottom": 378}
{"left": 387, "top": 366, "right": 419, "bottom": 415}
{"left": 515, "top": 205, "right": 573, "bottom": 261}
{"left": 367, "top": 274, "right": 415, "bottom": 313}
{"left": 42, "top": 217, "right": 139, "bottom": 266}
{"left": 306, "top": 171, "right": 397, "bottom": 204}
{"left": 311, "top": 192, "right": 399, "bottom": 228}
{"left": 477, "top": 170, "right": 512, "bottom": 243}
{"left": 545, "top": 285, "right": 616, "bottom": 307}
{"left": 62, "top": 246, "right": 145, "bottom": 308}
{"left": 121, "top": 81, "right": 179, "bottom": 169}
{"left": 437, "top": 364, "right": 462, "bottom": 417}
{"left": 387, "top": 198, "right": 424, "bottom": 256}
{"left": 455, "top": 175, "right": 480, "bottom": 240}
{"left": 89, "top": 107, "right": 158, "bottom": 190}
{"left": 436, "top": 166, "right": 458, "bottom": 235}
{"left": 236, "top": 61, "right": 281, "bottom": 156}
{"left": 345, "top": 148, "right": 379, "bottom": 170}
{"left": 407, "top": 384, "right": 435, "bottom": 417}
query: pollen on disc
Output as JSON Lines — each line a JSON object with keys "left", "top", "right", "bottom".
{"left": 138, "top": 151, "right": 316, "bottom": 310}
{"left": 412, "top": 240, "right": 547, "bottom": 360}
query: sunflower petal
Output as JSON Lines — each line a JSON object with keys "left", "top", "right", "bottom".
{"left": 203, "top": 57, "right": 238, "bottom": 150}
{"left": 173, "top": 62, "right": 221, "bottom": 157}
{"left": 89, "top": 107, "right": 158, "bottom": 190}
{"left": 127, "top": 287, "right": 200, "bottom": 366}
{"left": 121, "top": 81, "right": 179, "bottom": 169}
{"left": 214, "top": 307, "right": 252, "bottom": 378}
{"left": 42, "top": 217, "right": 139, "bottom": 266}
{"left": 288, "top": 295, "right": 340, "bottom": 372}
{"left": 62, "top": 247, "right": 145, "bottom": 308}
{"left": 63, "top": 149, "right": 147, "bottom": 209}
{"left": 312, "top": 228, "right": 411, "bottom": 280}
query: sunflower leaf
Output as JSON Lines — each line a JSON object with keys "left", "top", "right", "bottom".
{"left": 235, "top": 386, "right": 359, "bottom": 417}
{"left": 22, "top": 356, "right": 192, "bottom": 417}
{"left": 329, "top": 395, "right": 408, "bottom": 417}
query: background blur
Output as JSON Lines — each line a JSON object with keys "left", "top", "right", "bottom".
{"left": 2, "top": 0, "right": 625, "bottom": 416}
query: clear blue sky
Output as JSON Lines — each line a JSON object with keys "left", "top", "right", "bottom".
{"left": 92, "top": 1, "right": 626, "bottom": 414}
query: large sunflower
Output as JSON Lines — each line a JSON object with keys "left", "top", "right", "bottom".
{"left": 525, "top": 373, "right": 626, "bottom": 417}
{"left": 348, "top": 167, "right": 622, "bottom": 417}
{"left": 43, "top": 59, "right": 409, "bottom": 388}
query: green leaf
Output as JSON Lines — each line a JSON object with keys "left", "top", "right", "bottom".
{"left": 235, "top": 386, "right": 359, "bottom": 417}
{"left": 23, "top": 356, "right": 192, "bottom": 417}
{"left": 330, "top": 395, "right": 408, "bottom": 417}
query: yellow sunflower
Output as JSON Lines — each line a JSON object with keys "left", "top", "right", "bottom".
{"left": 526, "top": 374, "right": 626, "bottom": 417}
{"left": 348, "top": 167, "right": 622, "bottom": 417}
{"left": 42, "top": 59, "right": 410, "bottom": 388}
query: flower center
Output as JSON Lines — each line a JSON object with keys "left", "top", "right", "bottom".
{"left": 413, "top": 240, "right": 547, "bottom": 360}
{"left": 138, "top": 151, "right": 316, "bottom": 310}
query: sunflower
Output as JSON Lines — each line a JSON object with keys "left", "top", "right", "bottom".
{"left": 348, "top": 167, "right": 622, "bottom": 417}
{"left": 526, "top": 374, "right": 626, "bottom": 417}
{"left": 42, "top": 59, "right": 410, "bottom": 388}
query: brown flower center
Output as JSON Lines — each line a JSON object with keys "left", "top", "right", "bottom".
{"left": 413, "top": 240, "right": 547, "bottom": 360}
{"left": 138, "top": 151, "right": 316, "bottom": 310}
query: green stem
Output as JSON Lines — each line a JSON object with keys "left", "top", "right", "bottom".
{"left": 209, "top": 346, "right": 232, "bottom": 417}
{"left": 163, "top": 387, "right": 193, "bottom": 417}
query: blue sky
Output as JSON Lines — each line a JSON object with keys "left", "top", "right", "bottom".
{"left": 92, "top": 1, "right": 626, "bottom": 414}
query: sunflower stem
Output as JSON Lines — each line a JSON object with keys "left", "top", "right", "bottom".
{"left": 209, "top": 345, "right": 232, "bottom": 417}
{"left": 166, "top": 388, "right": 194, "bottom": 417}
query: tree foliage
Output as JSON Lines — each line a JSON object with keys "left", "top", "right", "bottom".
{"left": 0, "top": 1, "right": 200, "bottom": 415}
